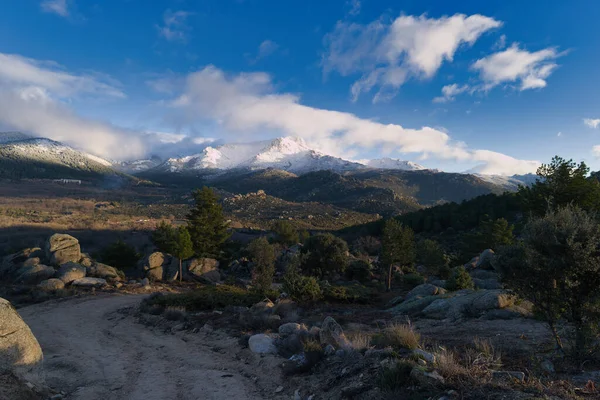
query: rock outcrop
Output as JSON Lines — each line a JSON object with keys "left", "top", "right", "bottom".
{"left": 45, "top": 234, "right": 81, "bottom": 266}
{"left": 186, "top": 258, "right": 220, "bottom": 283}
{"left": 0, "top": 298, "right": 44, "bottom": 386}
{"left": 55, "top": 262, "right": 86, "bottom": 284}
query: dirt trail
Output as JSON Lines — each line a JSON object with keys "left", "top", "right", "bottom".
{"left": 19, "top": 294, "right": 277, "bottom": 400}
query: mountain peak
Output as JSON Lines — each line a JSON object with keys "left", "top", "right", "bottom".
{"left": 367, "top": 158, "right": 426, "bottom": 171}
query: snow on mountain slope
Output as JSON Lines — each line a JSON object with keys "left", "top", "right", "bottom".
{"left": 159, "top": 137, "right": 365, "bottom": 174}
{"left": 367, "top": 158, "right": 426, "bottom": 171}
{"left": 474, "top": 173, "right": 537, "bottom": 190}
{"left": 0, "top": 132, "right": 33, "bottom": 144}
{"left": 0, "top": 135, "right": 115, "bottom": 171}
{"left": 117, "top": 156, "right": 163, "bottom": 173}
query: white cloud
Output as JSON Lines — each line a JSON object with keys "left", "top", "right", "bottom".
{"left": 159, "top": 65, "right": 538, "bottom": 175}
{"left": 557, "top": 131, "right": 562, "bottom": 137}
{"left": 493, "top": 34, "right": 506, "bottom": 50}
{"left": 472, "top": 44, "right": 561, "bottom": 91}
{"left": 249, "top": 40, "right": 279, "bottom": 64}
{"left": 593, "top": 145, "right": 600, "bottom": 157}
{"left": 0, "top": 53, "right": 125, "bottom": 98}
{"left": 347, "top": 0, "right": 361, "bottom": 16}
{"left": 433, "top": 83, "right": 469, "bottom": 103}
{"left": 322, "top": 13, "right": 501, "bottom": 102}
{"left": 584, "top": 118, "right": 600, "bottom": 129}
{"left": 41, "top": 0, "right": 69, "bottom": 17}
{"left": 0, "top": 53, "right": 145, "bottom": 160}
{"left": 157, "top": 10, "right": 192, "bottom": 42}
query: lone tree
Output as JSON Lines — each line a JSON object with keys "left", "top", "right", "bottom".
{"left": 518, "top": 156, "right": 600, "bottom": 216}
{"left": 301, "top": 233, "right": 349, "bottom": 279}
{"left": 494, "top": 206, "right": 600, "bottom": 358}
{"left": 271, "top": 220, "right": 300, "bottom": 246}
{"left": 246, "top": 237, "right": 276, "bottom": 294}
{"left": 152, "top": 222, "right": 194, "bottom": 281}
{"left": 172, "top": 227, "right": 194, "bottom": 282}
{"left": 382, "top": 219, "right": 415, "bottom": 291}
{"left": 186, "top": 187, "right": 230, "bottom": 257}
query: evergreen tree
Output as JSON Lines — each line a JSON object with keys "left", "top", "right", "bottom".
{"left": 247, "top": 237, "right": 276, "bottom": 293}
{"left": 152, "top": 222, "right": 194, "bottom": 282}
{"left": 494, "top": 206, "right": 600, "bottom": 358}
{"left": 518, "top": 156, "right": 600, "bottom": 216}
{"left": 172, "top": 227, "right": 194, "bottom": 282}
{"left": 186, "top": 187, "right": 230, "bottom": 257}
{"left": 416, "top": 239, "right": 447, "bottom": 271}
{"left": 271, "top": 220, "right": 299, "bottom": 246}
{"left": 381, "top": 219, "right": 416, "bottom": 291}
{"left": 301, "top": 233, "right": 349, "bottom": 279}
{"left": 152, "top": 221, "right": 177, "bottom": 251}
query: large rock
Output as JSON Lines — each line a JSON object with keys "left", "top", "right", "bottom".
{"left": 319, "top": 317, "right": 350, "bottom": 349}
{"left": 15, "top": 264, "right": 56, "bottom": 285}
{"left": 278, "top": 323, "right": 307, "bottom": 337}
{"left": 0, "top": 298, "right": 44, "bottom": 385}
{"left": 71, "top": 277, "right": 107, "bottom": 288}
{"left": 186, "top": 258, "right": 220, "bottom": 283}
{"left": 469, "top": 270, "right": 499, "bottom": 280}
{"left": 421, "top": 289, "right": 515, "bottom": 321}
{"left": 248, "top": 334, "right": 278, "bottom": 354}
{"left": 476, "top": 249, "right": 495, "bottom": 270}
{"left": 405, "top": 284, "right": 446, "bottom": 301}
{"left": 139, "top": 252, "right": 169, "bottom": 281}
{"left": 87, "top": 262, "right": 120, "bottom": 280}
{"left": 37, "top": 278, "right": 65, "bottom": 291}
{"left": 45, "top": 234, "right": 81, "bottom": 266}
{"left": 79, "top": 253, "right": 93, "bottom": 268}
{"left": 473, "top": 278, "right": 502, "bottom": 290}
{"left": 0, "top": 248, "right": 43, "bottom": 279}
{"left": 56, "top": 262, "right": 86, "bottom": 284}
{"left": 389, "top": 295, "right": 440, "bottom": 316}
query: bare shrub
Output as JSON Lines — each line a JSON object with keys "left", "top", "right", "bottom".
{"left": 372, "top": 323, "right": 420, "bottom": 350}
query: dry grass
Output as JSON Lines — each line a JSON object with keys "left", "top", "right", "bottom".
{"left": 434, "top": 338, "right": 502, "bottom": 386}
{"left": 163, "top": 306, "right": 188, "bottom": 321}
{"left": 347, "top": 331, "right": 372, "bottom": 351}
{"left": 372, "top": 323, "right": 421, "bottom": 350}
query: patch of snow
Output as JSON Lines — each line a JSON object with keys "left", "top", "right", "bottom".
{"left": 367, "top": 158, "right": 426, "bottom": 171}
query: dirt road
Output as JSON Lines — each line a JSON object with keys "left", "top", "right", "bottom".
{"left": 19, "top": 294, "right": 277, "bottom": 400}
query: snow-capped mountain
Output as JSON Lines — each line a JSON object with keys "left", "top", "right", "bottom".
{"left": 474, "top": 173, "right": 537, "bottom": 190}
{"left": 366, "top": 158, "right": 426, "bottom": 171}
{"left": 0, "top": 131, "right": 33, "bottom": 144}
{"left": 117, "top": 156, "right": 163, "bottom": 174}
{"left": 0, "top": 132, "right": 117, "bottom": 179}
{"left": 157, "top": 137, "right": 365, "bottom": 174}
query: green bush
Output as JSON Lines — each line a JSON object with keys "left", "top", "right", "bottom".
{"left": 416, "top": 239, "right": 447, "bottom": 271}
{"left": 301, "top": 233, "right": 349, "bottom": 279}
{"left": 271, "top": 220, "right": 300, "bottom": 246}
{"left": 282, "top": 259, "right": 322, "bottom": 303}
{"left": 322, "top": 284, "right": 372, "bottom": 304}
{"left": 146, "top": 285, "right": 267, "bottom": 311}
{"left": 402, "top": 273, "right": 425, "bottom": 288}
{"left": 446, "top": 266, "right": 474, "bottom": 291}
{"left": 345, "top": 259, "right": 372, "bottom": 282}
{"left": 246, "top": 237, "right": 276, "bottom": 294}
{"left": 98, "top": 240, "right": 140, "bottom": 271}
{"left": 437, "top": 264, "right": 452, "bottom": 280}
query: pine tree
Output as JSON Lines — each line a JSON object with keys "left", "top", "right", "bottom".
{"left": 247, "top": 237, "right": 276, "bottom": 293}
{"left": 382, "top": 219, "right": 416, "bottom": 291}
{"left": 186, "top": 187, "right": 230, "bottom": 257}
{"left": 172, "top": 227, "right": 194, "bottom": 282}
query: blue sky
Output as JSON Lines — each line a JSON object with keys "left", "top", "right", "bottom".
{"left": 1, "top": 0, "right": 600, "bottom": 174}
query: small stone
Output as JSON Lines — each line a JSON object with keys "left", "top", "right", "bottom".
{"left": 115, "top": 282, "right": 123, "bottom": 289}
{"left": 275, "top": 386, "right": 284, "bottom": 393}
{"left": 294, "top": 389, "right": 302, "bottom": 400}
{"left": 413, "top": 349, "right": 436, "bottom": 364}
{"left": 410, "top": 368, "right": 445, "bottom": 386}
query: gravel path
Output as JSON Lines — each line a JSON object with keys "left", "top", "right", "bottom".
{"left": 19, "top": 294, "right": 272, "bottom": 400}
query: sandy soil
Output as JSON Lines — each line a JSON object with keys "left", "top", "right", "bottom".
{"left": 19, "top": 294, "right": 284, "bottom": 400}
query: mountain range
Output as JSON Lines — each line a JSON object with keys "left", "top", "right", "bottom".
{"left": 0, "top": 132, "right": 538, "bottom": 216}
